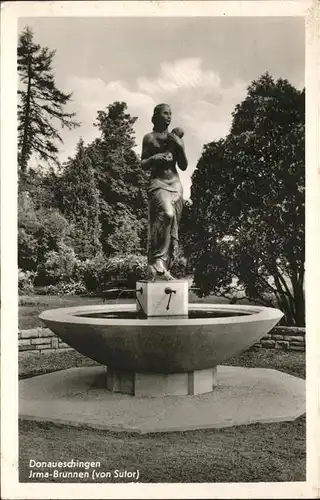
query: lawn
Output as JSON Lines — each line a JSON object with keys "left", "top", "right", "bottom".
{"left": 19, "top": 345, "right": 306, "bottom": 380}
{"left": 19, "top": 415, "right": 305, "bottom": 483}
{"left": 19, "top": 294, "right": 106, "bottom": 329}
{"left": 19, "top": 293, "right": 306, "bottom": 483}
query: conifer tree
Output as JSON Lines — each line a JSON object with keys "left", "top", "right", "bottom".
{"left": 18, "top": 26, "right": 79, "bottom": 173}
{"left": 87, "top": 102, "right": 149, "bottom": 255}
{"left": 59, "top": 138, "right": 102, "bottom": 260}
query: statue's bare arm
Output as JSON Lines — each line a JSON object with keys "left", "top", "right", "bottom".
{"left": 168, "top": 133, "right": 188, "bottom": 171}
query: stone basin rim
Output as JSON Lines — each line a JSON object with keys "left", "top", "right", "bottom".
{"left": 39, "top": 303, "right": 283, "bottom": 326}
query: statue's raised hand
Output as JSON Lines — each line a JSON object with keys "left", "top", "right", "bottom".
{"left": 168, "top": 132, "right": 184, "bottom": 151}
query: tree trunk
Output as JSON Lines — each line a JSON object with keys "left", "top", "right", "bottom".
{"left": 20, "top": 56, "right": 32, "bottom": 173}
{"left": 292, "top": 267, "right": 305, "bottom": 326}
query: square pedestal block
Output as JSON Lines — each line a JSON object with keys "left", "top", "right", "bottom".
{"left": 106, "top": 367, "right": 218, "bottom": 397}
{"left": 136, "top": 280, "right": 188, "bottom": 317}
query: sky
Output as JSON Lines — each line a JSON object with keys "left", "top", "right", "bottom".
{"left": 20, "top": 16, "right": 305, "bottom": 199}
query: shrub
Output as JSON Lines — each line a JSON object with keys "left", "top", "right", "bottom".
{"left": 104, "top": 254, "right": 148, "bottom": 288}
{"left": 80, "top": 254, "right": 109, "bottom": 293}
{"left": 18, "top": 228, "right": 38, "bottom": 271}
{"left": 27, "top": 251, "right": 188, "bottom": 297}
{"left": 171, "top": 254, "right": 189, "bottom": 279}
{"left": 18, "top": 269, "right": 36, "bottom": 294}
{"left": 79, "top": 253, "right": 149, "bottom": 293}
{"left": 86, "top": 253, "right": 189, "bottom": 290}
{"left": 48, "top": 280, "right": 87, "bottom": 296}
{"left": 18, "top": 192, "right": 75, "bottom": 276}
{"left": 36, "top": 243, "right": 77, "bottom": 286}
{"left": 35, "top": 280, "right": 87, "bottom": 296}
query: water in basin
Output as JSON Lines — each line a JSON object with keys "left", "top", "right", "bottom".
{"left": 74, "top": 310, "right": 252, "bottom": 320}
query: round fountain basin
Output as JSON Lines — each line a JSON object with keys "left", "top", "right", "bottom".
{"left": 39, "top": 303, "right": 283, "bottom": 374}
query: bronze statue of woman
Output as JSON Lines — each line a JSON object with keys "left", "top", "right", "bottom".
{"left": 141, "top": 104, "right": 188, "bottom": 280}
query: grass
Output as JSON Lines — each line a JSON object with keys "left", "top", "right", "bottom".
{"left": 19, "top": 349, "right": 100, "bottom": 379}
{"left": 19, "top": 294, "right": 104, "bottom": 329}
{"left": 19, "top": 416, "right": 306, "bottom": 483}
{"left": 225, "top": 348, "right": 305, "bottom": 379}
{"left": 19, "top": 347, "right": 305, "bottom": 380}
{"left": 19, "top": 294, "right": 306, "bottom": 483}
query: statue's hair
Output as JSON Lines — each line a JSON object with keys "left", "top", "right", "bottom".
{"left": 152, "top": 103, "right": 171, "bottom": 125}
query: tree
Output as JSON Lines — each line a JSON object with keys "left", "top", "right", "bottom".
{"left": 106, "top": 205, "right": 144, "bottom": 254}
{"left": 18, "top": 165, "right": 60, "bottom": 210}
{"left": 57, "top": 138, "right": 102, "bottom": 260}
{"left": 86, "top": 101, "right": 149, "bottom": 255}
{"left": 18, "top": 26, "right": 79, "bottom": 173}
{"left": 188, "top": 73, "right": 305, "bottom": 326}
{"left": 18, "top": 192, "right": 39, "bottom": 271}
{"left": 18, "top": 191, "right": 74, "bottom": 276}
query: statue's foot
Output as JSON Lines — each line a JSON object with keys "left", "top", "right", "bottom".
{"left": 147, "top": 264, "right": 158, "bottom": 281}
{"left": 163, "top": 270, "right": 175, "bottom": 281}
{"left": 148, "top": 261, "right": 175, "bottom": 281}
{"left": 153, "top": 269, "right": 174, "bottom": 281}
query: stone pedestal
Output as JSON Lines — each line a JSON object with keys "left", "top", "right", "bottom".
{"left": 136, "top": 280, "right": 188, "bottom": 317}
{"left": 106, "top": 367, "right": 218, "bottom": 397}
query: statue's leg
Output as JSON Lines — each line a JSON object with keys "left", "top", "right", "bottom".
{"left": 148, "top": 189, "right": 175, "bottom": 276}
{"left": 167, "top": 194, "right": 184, "bottom": 270}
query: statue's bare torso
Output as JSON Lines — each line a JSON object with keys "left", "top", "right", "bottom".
{"left": 142, "top": 131, "right": 181, "bottom": 189}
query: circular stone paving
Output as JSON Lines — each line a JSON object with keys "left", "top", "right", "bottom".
{"left": 19, "top": 366, "right": 305, "bottom": 433}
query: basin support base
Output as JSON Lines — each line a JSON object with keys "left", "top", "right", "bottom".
{"left": 106, "top": 367, "right": 218, "bottom": 397}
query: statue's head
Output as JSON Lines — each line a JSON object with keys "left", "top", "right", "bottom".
{"left": 152, "top": 103, "right": 172, "bottom": 130}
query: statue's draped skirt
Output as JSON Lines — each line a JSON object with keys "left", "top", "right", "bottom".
{"left": 147, "top": 179, "right": 183, "bottom": 270}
